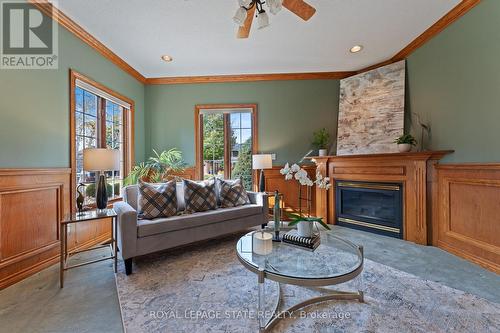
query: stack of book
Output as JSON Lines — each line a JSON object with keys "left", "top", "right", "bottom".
{"left": 282, "top": 230, "right": 320, "bottom": 251}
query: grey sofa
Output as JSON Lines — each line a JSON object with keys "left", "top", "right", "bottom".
{"left": 113, "top": 183, "right": 268, "bottom": 274}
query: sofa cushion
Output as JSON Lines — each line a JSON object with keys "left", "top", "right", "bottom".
{"left": 218, "top": 178, "right": 250, "bottom": 208}
{"left": 183, "top": 179, "right": 217, "bottom": 213}
{"left": 137, "top": 204, "right": 263, "bottom": 237}
{"left": 137, "top": 180, "right": 177, "bottom": 219}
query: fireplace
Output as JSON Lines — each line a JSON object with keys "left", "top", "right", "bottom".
{"left": 335, "top": 181, "right": 403, "bottom": 238}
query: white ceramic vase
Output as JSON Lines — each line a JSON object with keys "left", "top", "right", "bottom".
{"left": 398, "top": 143, "right": 412, "bottom": 153}
{"left": 318, "top": 149, "right": 327, "bottom": 156}
{"left": 297, "top": 221, "right": 314, "bottom": 238}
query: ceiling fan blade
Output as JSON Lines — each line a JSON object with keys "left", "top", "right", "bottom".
{"left": 237, "top": 6, "right": 256, "bottom": 39}
{"left": 283, "top": 0, "right": 316, "bottom": 21}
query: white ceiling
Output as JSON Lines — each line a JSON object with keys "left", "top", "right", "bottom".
{"left": 57, "top": 0, "right": 460, "bottom": 78}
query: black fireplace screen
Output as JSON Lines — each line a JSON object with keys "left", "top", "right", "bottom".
{"left": 336, "top": 181, "right": 403, "bottom": 238}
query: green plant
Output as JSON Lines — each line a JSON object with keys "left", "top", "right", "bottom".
{"left": 312, "top": 128, "right": 331, "bottom": 149}
{"left": 124, "top": 148, "right": 187, "bottom": 185}
{"left": 287, "top": 213, "right": 331, "bottom": 231}
{"left": 394, "top": 134, "right": 417, "bottom": 146}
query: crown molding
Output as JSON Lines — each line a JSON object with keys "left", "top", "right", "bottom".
{"left": 354, "top": 0, "right": 481, "bottom": 75}
{"left": 30, "top": 0, "right": 480, "bottom": 84}
{"left": 146, "top": 72, "right": 355, "bottom": 85}
{"left": 29, "top": 0, "right": 147, "bottom": 84}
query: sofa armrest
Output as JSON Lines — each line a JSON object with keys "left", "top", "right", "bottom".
{"left": 248, "top": 191, "right": 268, "bottom": 210}
{"left": 113, "top": 201, "right": 138, "bottom": 260}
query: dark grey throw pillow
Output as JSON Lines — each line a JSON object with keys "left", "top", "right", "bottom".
{"left": 218, "top": 178, "right": 250, "bottom": 208}
{"left": 183, "top": 179, "right": 217, "bottom": 214}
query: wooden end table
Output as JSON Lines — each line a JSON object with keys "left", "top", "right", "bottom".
{"left": 60, "top": 209, "right": 118, "bottom": 288}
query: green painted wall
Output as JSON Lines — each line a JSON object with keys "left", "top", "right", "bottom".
{"left": 145, "top": 80, "right": 339, "bottom": 166}
{"left": 407, "top": 0, "right": 500, "bottom": 163}
{"left": 0, "top": 18, "right": 145, "bottom": 168}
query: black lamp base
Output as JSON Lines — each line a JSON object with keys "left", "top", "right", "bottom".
{"left": 259, "top": 169, "right": 266, "bottom": 192}
{"left": 96, "top": 174, "right": 108, "bottom": 210}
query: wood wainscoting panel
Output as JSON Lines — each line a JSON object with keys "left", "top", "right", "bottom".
{"left": 436, "top": 164, "right": 500, "bottom": 273}
{"left": 263, "top": 166, "right": 316, "bottom": 219}
{"left": 0, "top": 186, "right": 61, "bottom": 262}
{"left": 0, "top": 168, "right": 70, "bottom": 289}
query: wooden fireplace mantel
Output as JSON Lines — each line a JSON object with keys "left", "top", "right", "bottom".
{"left": 310, "top": 150, "right": 454, "bottom": 245}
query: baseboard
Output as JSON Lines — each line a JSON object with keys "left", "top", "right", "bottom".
{"left": 437, "top": 240, "right": 499, "bottom": 274}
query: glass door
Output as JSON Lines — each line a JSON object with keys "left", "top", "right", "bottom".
{"left": 197, "top": 105, "right": 257, "bottom": 190}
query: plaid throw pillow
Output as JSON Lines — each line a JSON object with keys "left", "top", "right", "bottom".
{"left": 218, "top": 178, "right": 250, "bottom": 208}
{"left": 137, "top": 180, "right": 177, "bottom": 219}
{"left": 183, "top": 179, "right": 217, "bottom": 213}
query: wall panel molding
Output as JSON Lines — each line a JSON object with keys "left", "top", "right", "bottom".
{"left": 0, "top": 168, "right": 112, "bottom": 289}
{"left": 436, "top": 164, "right": 500, "bottom": 273}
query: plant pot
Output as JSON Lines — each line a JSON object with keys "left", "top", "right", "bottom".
{"left": 318, "top": 149, "right": 327, "bottom": 157}
{"left": 397, "top": 143, "right": 412, "bottom": 153}
{"left": 297, "top": 221, "right": 314, "bottom": 238}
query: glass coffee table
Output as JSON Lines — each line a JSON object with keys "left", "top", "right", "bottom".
{"left": 236, "top": 231, "right": 364, "bottom": 332}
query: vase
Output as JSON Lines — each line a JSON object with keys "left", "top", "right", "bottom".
{"left": 297, "top": 221, "right": 314, "bottom": 238}
{"left": 397, "top": 143, "right": 412, "bottom": 153}
{"left": 318, "top": 149, "right": 327, "bottom": 157}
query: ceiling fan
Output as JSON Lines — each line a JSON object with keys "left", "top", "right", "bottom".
{"left": 233, "top": 0, "right": 316, "bottom": 38}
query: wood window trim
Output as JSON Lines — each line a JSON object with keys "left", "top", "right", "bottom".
{"left": 69, "top": 69, "right": 135, "bottom": 213}
{"left": 194, "top": 104, "right": 258, "bottom": 182}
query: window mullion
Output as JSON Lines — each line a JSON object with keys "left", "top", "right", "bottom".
{"left": 223, "top": 113, "right": 231, "bottom": 179}
{"left": 99, "top": 97, "right": 106, "bottom": 148}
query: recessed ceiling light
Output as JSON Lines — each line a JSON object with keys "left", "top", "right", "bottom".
{"left": 161, "top": 55, "right": 173, "bottom": 62}
{"left": 350, "top": 45, "right": 363, "bottom": 53}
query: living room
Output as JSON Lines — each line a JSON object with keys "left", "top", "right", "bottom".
{"left": 0, "top": 0, "right": 498, "bottom": 332}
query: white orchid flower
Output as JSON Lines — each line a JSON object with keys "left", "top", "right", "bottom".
{"left": 285, "top": 173, "right": 293, "bottom": 180}
{"left": 291, "top": 164, "right": 300, "bottom": 173}
{"left": 280, "top": 163, "right": 290, "bottom": 175}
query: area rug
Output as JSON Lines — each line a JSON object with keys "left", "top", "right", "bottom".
{"left": 115, "top": 231, "right": 500, "bottom": 333}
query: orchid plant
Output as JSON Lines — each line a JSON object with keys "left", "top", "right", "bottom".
{"left": 280, "top": 163, "right": 332, "bottom": 230}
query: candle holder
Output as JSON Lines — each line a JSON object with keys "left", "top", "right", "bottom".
{"left": 252, "top": 231, "right": 273, "bottom": 255}
{"left": 272, "top": 190, "right": 282, "bottom": 242}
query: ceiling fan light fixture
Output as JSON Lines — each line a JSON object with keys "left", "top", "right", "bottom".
{"left": 267, "top": 0, "right": 282, "bottom": 15}
{"left": 233, "top": 7, "right": 248, "bottom": 26}
{"left": 257, "top": 11, "right": 270, "bottom": 29}
{"left": 350, "top": 45, "right": 363, "bottom": 53}
{"left": 239, "top": 0, "right": 252, "bottom": 7}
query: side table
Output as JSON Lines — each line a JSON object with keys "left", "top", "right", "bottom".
{"left": 60, "top": 209, "right": 118, "bottom": 288}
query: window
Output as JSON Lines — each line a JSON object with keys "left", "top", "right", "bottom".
{"left": 71, "top": 71, "right": 134, "bottom": 209}
{"left": 195, "top": 105, "right": 257, "bottom": 190}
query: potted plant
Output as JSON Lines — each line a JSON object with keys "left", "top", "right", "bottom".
{"left": 394, "top": 134, "right": 417, "bottom": 153}
{"left": 124, "top": 148, "right": 187, "bottom": 185}
{"left": 312, "top": 128, "right": 331, "bottom": 156}
{"left": 280, "top": 163, "right": 332, "bottom": 237}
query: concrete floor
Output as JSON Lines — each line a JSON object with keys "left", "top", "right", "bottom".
{"left": 0, "top": 226, "right": 498, "bottom": 333}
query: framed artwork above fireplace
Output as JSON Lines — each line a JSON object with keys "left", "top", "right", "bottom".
{"left": 336, "top": 60, "right": 406, "bottom": 156}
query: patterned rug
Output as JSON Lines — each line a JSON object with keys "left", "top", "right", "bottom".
{"left": 115, "top": 231, "right": 500, "bottom": 333}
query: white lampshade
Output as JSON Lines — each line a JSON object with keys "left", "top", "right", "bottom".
{"left": 83, "top": 148, "right": 120, "bottom": 171}
{"left": 252, "top": 154, "right": 272, "bottom": 170}
{"left": 267, "top": 0, "right": 282, "bottom": 15}
{"left": 239, "top": 0, "right": 252, "bottom": 6}
{"left": 233, "top": 7, "right": 247, "bottom": 26}
{"left": 257, "top": 11, "right": 269, "bottom": 29}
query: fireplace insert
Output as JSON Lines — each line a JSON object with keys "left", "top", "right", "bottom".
{"left": 335, "top": 181, "right": 403, "bottom": 238}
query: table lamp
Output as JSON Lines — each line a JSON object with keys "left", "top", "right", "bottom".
{"left": 83, "top": 148, "right": 120, "bottom": 212}
{"left": 252, "top": 154, "right": 272, "bottom": 192}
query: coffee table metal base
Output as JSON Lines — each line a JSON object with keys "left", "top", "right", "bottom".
{"left": 257, "top": 269, "right": 364, "bottom": 332}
